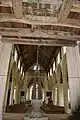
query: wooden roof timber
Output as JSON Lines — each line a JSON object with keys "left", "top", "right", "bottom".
{"left": 22, "top": 51, "right": 37, "bottom": 62}
{"left": 0, "top": 0, "right": 79, "bottom": 28}
{"left": 1, "top": 37, "right": 76, "bottom": 46}
{"left": 71, "top": 4, "right": 80, "bottom": 13}
{"left": 0, "top": 16, "right": 80, "bottom": 29}
{"left": 11, "top": 0, "right": 23, "bottom": 18}
{"left": 24, "top": 58, "right": 36, "bottom": 70}
{"left": 38, "top": 60, "right": 48, "bottom": 71}
{"left": 0, "top": 29, "right": 80, "bottom": 41}
{"left": 0, "top": 27, "right": 80, "bottom": 36}
{"left": 0, "top": 1, "right": 79, "bottom": 17}
{"left": 58, "top": 0, "right": 73, "bottom": 23}
{"left": 20, "top": 46, "right": 37, "bottom": 55}
{"left": 18, "top": 45, "right": 59, "bottom": 71}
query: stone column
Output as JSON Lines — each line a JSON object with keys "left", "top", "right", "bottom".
{"left": 18, "top": 74, "right": 22, "bottom": 103}
{"left": 27, "top": 88, "right": 30, "bottom": 100}
{"left": 52, "top": 72, "right": 56, "bottom": 104}
{"left": 32, "top": 78, "right": 36, "bottom": 99}
{"left": 3, "top": 52, "right": 13, "bottom": 112}
{"left": 44, "top": 73, "right": 48, "bottom": 104}
{"left": 38, "top": 71, "right": 42, "bottom": 99}
{"left": 59, "top": 84, "right": 64, "bottom": 106}
{"left": 23, "top": 76, "right": 27, "bottom": 102}
{"left": 15, "top": 69, "right": 20, "bottom": 103}
{"left": 9, "top": 62, "right": 16, "bottom": 105}
{"left": 56, "top": 64, "right": 61, "bottom": 106}
{"left": 66, "top": 46, "right": 80, "bottom": 110}
{"left": 62, "top": 54, "right": 68, "bottom": 113}
{"left": 0, "top": 41, "right": 12, "bottom": 119}
{"left": 32, "top": 71, "right": 36, "bottom": 99}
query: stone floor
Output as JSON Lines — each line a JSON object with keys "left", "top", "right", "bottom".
{"left": 3, "top": 113, "right": 67, "bottom": 120}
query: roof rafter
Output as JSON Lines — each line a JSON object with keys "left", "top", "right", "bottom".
{"left": 0, "top": 28, "right": 80, "bottom": 41}
{"left": 12, "top": 0, "right": 23, "bottom": 18}
{"left": 1, "top": 37, "right": 77, "bottom": 46}
{"left": 58, "top": 0, "right": 73, "bottom": 23}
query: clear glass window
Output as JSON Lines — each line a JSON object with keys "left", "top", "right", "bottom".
{"left": 14, "top": 48, "right": 17, "bottom": 62}
{"left": 57, "top": 52, "right": 60, "bottom": 64}
{"left": 63, "top": 47, "right": 66, "bottom": 54}
{"left": 18, "top": 59, "right": 20, "bottom": 69}
{"left": 53, "top": 61, "right": 55, "bottom": 71}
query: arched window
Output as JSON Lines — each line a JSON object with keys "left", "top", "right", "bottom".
{"left": 60, "top": 72, "right": 63, "bottom": 84}
{"left": 18, "top": 59, "right": 20, "bottom": 69}
{"left": 36, "top": 84, "right": 38, "bottom": 99}
{"left": 53, "top": 61, "right": 55, "bottom": 71}
{"left": 48, "top": 72, "right": 50, "bottom": 77}
{"left": 50, "top": 68, "right": 52, "bottom": 76}
{"left": 57, "top": 52, "right": 60, "bottom": 64}
{"left": 30, "top": 85, "right": 33, "bottom": 100}
{"left": 21, "top": 66, "right": 23, "bottom": 74}
{"left": 14, "top": 48, "right": 17, "bottom": 62}
{"left": 23, "top": 71, "right": 24, "bottom": 76}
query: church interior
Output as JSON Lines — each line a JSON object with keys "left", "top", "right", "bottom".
{"left": 0, "top": 0, "right": 80, "bottom": 120}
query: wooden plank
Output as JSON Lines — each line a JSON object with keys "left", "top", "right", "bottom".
{"left": 71, "top": 4, "right": 80, "bottom": 13}
{"left": 0, "top": 14, "right": 80, "bottom": 29}
{"left": 0, "top": 28, "right": 80, "bottom": 41}
{"left": 1, "top": 37, "right": 76, "bottom": 46}
{"left": 12, "top": 0, "right": 23, "bottom": 18}
{"left": 58, "top": 0, "right": 73, "bottom": 23}
{"left": 65, "top": 18, "right": 80, "bottom": 26}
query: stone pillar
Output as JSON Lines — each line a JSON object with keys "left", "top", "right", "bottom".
{"left": 32, "top": 78, "right": 36, "bottom": 99}
{"left": 3, "top": 52, "right": 13, "bottom": 112}
{"left": 27, "top": 88, "right": 30, "bottom": 100}
{"left": 9, "top": 62, "right": 16, "bottom": 105}
{"left": 52, "top": 72, "right": 56, "bottom": 104}
{"left": 62, "top": 54, "right": 68, "bottom": 113}
{"left": 66, "top": 46, "right": 80, "bottom": 110}
{"left": 15, "top": 69, "right": 20, "bottom": 103}
{"left": 38, "top": 71, "right": 42, "bottom": 99}
{"left": 44, "top": 73, "right": 48, "bottom": 103}
{"left": 38, "top": 82, "right": 42, "bottom": 99}
{"left": 23, "top": 76, "right": 27, "bottom": 102}
{"left": 59, "top": 84, "right": 64, "bottom": 106}
{"left": 56, "top": 64, "right": 61, "bottom": 106}
{"left": 18, "top": 74, "right": 22, "bottom": 103}
{"left": 0, "top": 41, "right": 12, "bottom": 119}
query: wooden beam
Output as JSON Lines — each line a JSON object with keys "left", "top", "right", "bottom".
{"left": 0, "top": 28, "right": 80, "bottom": 41}
{"left": 65, "top": 18, "right": 80, "bottom": 26}
{"left": 58, "top": 0, "right": 73, "bottom": 23}
{"left": 1, "top": 37, "right": 76, "bottom": 46}
{"left": 12, "top": 0, "right": 23, "bottom": 18}
{"left": 0, "top": 15, "right": 80, "bottom": 28}
{"left": 71, "top": 4, "right": 80, "bottom": 13}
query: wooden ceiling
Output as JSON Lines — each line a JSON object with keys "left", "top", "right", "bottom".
{"left": 0, "top": 0, "right": 80, "bottom": 71}
{"left": 18, "top": 45, "right": 59, "bottom": 71}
